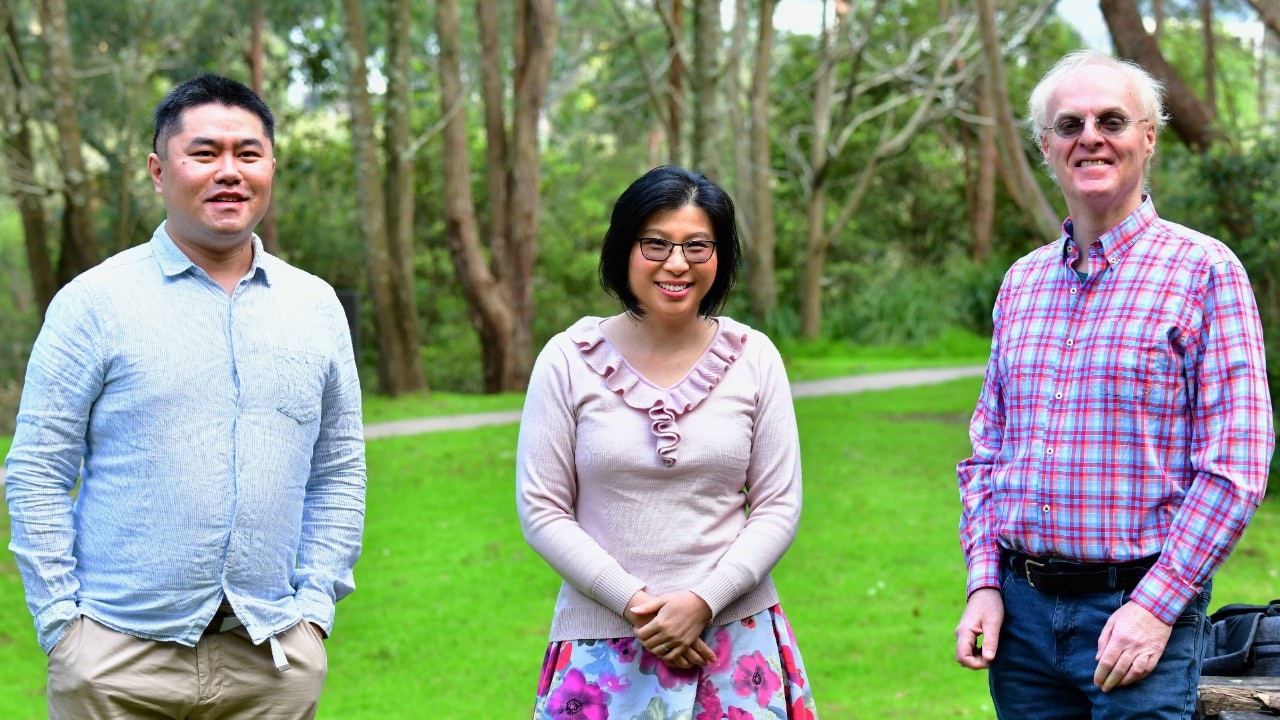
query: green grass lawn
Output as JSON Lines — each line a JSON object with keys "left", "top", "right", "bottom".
{"left": 1, "top": 379, "right": 1277, "bottom": 718}
{"left": 361, "top": 390, "right": 527, "bottom": 425}
{"left": 778, "top": 327, "right": 991, "bottom": 383}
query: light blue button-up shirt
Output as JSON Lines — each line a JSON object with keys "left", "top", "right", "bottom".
{"left": 5, "top": 223, "right": 366, "bottom": 654}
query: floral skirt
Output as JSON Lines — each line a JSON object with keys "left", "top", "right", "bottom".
{"left": 532, "top": 604, "right": 818, "bottom": 719}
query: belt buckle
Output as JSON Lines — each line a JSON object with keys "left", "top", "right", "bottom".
{"left": 1024, "top": 558, "right": 1045, "bottom": 589}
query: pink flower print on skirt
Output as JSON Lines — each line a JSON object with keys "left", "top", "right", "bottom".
{"left": 531, "top": 605, "right": 818, "bottom": 719}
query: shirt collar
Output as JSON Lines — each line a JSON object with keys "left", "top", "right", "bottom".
{"left": 150, "top": 222, "right": 271, "bottom": 286}
{"left": 1060, "top": 195, "right": 1158, "bottom": 266}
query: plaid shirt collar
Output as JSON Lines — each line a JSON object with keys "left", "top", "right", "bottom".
{"left": 1061, "top": 195, "right": 1158, "bottom": 268}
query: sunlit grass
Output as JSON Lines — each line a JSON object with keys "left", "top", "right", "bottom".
{"left": 777, "top": 327, "right": 990, "bottom": 382}
{"left": 359, "top": 390, "right": 526, "bottom": 424}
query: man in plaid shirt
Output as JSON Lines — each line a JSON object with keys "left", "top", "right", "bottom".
{"left": 954, "top": 51, "right": 1273, "bottom": 719}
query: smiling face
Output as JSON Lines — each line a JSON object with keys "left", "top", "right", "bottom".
{"left": 148, "top": 102, "right": 275, "bottom": 262}
{"left": 627, "top": 204, "right": 718, "bottom": 323}
{"left": 1040, "top": 64, "right": 1155, "bottom": 227}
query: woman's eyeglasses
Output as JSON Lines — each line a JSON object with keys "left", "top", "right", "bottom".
{"left": 638, "top": 238, "right": 717, "bottom": 264}
{"left": 1045, "top": 113, "right": 1150, "bottom": 140}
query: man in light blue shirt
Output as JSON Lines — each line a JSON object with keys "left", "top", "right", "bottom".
{"left": 5, "top": 74, "right": 366, "bottom": 719}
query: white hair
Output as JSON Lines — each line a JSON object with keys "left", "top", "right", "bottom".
{"left": 1026, "top": 50, "right": 1168, "bottom": 184}
{"left": 1027, "top": 50, "right": 1168, "bottom": 147}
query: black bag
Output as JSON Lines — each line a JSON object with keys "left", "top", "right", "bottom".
{"left": 1202, "top": 599, "right": 1280, "bottom": 677}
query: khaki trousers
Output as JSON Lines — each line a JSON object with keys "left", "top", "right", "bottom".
{"left": 47, "top": 616, "right": 327, "bottom": 720}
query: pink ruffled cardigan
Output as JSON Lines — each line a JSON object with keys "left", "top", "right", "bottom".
{"left": 516, "top": 316, "right": 803, "bottom": 642}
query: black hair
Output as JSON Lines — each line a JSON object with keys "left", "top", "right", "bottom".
{"left": 598, "top": 165, "right": 741, "bottom": 318}
{"left": 152, "top": 74, "right": 275, "bottom": 157}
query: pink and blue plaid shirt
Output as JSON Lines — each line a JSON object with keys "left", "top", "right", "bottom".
{"left": 958, "top": 197, "right": 1273, "bottom": 624}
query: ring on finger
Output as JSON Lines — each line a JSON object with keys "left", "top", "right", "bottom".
{"left": 657, "top": 643, "right": 667, "bottom": 653}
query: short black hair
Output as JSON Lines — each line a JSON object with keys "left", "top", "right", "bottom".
{"left": 152, "top": 74, "right": 275, "bottom": 157}
{"left": 599, "top": 165, "right": 741, "bottom": 318}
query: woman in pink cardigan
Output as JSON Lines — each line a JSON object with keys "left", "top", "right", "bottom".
{"left": 517, "top": 166, "right": 819, "bottom": 719}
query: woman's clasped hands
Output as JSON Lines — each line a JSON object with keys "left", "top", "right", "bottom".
{"left": 625, "top": 589, "right": 718, "bottom": 670}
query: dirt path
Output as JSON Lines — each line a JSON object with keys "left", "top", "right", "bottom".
{"left": 363, "top": 365, "right": 986, "bottom": 440}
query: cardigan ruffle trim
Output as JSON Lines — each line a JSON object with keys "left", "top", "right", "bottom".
{"left": 568, "top": 316, "right": 748, "bottom": 467}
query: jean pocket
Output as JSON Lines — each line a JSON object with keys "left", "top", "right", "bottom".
{"left": 1173, "top": 586, "right": 1212, "bottom": 627}
{"left": 273, "top": 349, "right": 328, "bottom": 424}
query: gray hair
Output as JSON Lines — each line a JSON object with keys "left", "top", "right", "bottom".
{"left": 1027, "top": 50, "right": 1168, "bottom": 182}
{"left": 1027, "top": 50, "right": 1167, "bottom": 145}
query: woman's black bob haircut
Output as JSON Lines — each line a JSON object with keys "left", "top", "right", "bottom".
{"left": 598, "top": 165, "right": 741, "bottom": 318}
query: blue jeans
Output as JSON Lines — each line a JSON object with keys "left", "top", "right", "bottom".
{"left": 989, "top": 560, "right": 1210, "bottom": 720}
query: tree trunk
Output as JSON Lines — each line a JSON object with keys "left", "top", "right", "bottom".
{"left": 748, "top": 0, "right": 778, "bottom": 323}
{"left": 1248, "top": 0, "right": 1280, "bottom": 118}
{"left": 477, "top": 0, "right": 511, "bottom": 289}
{"left": 438, "top": 0, "right": 521, "bottom": 392}
{"left": 800, "top": 7, "right": 835, "bottom": 341}
{"left": 506, "top": 0, "right": 555, "bottom": 390}
{"left": 941, "top": 0, "right": 994, "bottom": 261}
{"left": 1201, "top": 0, "right": 1216, "bottom": 119}
{"left": 341, "top": 0, "right": 425, "bottom": 396}
{"left": 1101, "top": 0, "right": 1218, "bottom": 152}
{"left": 1248, "top": 0, "right": 1280, "bottom": 37}
{"left": 0, "top": 7, "right": 54, "bottom": 316}
{"left": 691, "top": 0, "right": 721, "bottom": 178}
{"left": 664, "top": 0, "right": 684, "bottom": 165}
{"left": 246, "top": 0, "right": 278, "bottom": 254}
{"left": 725, "top": 0, "right": 753, "bottom": 249}
{"left": 383, "top": 0, "right": 425, "bottom": 391}
{"left": 977, "top": 0, "right": 1061, "bottom": 242}
{"left": 970, "top": 70, "right": 997, "bottom": 262}
{"left": 39, "top": 0, "right": 101, "bottom": 283}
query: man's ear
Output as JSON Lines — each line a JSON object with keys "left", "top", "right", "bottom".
{"left": 148, "top": 153, "right": 164, "bottom": 193}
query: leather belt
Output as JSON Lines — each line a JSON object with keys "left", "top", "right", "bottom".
{"left": 1004, "top": 549, "right": 1158, "bottom": 594}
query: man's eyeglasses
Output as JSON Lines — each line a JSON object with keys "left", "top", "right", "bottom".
{"left": 1045, "top": 113, "right": 1150, "bottom": 140}
{"left": 638, "top": 238, "right": 717, "bottom": 264}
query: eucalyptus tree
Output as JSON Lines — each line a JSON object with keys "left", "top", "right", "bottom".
{"left": 1101, "top": 0, "right": 1218, "bottom": 151}
{"left": 789, "top": 0, "right": 982, "bottom": 339}
{"left": 39, "top": 0, "right": 101, "bottom": 285}
{"left": 340, "top": 0, "right": 426, "bottom": 396}
{"left": 1, "top": 2, "right": 54, "bottom": 316}
{"left": 976, "top": 0, "right": 1060, "bottom": 245}
{"left": 748, "top": 0, "right": 780, "bottom": 324}
{"left": 437, "top": 0, "right": 556, "bottom": 392}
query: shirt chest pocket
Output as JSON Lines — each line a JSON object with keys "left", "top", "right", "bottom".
{"left": 1088, "top": 346, "right": 1173, "bottom": 399}
{"left": 273, "top": 348, "right": 328, "bottom": 424}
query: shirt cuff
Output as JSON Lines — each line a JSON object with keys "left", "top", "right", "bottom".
{"left": 965, "top": 548, "right": 1002, "bottom": 598}
{"left": 36, "top": 600, "right": 80, "bottom": 655}
{"left": 690, "top": 571, "right": 742, "bottom": 618}
{"left": 1128, "top": 562, "right": 1196, "bottom": 626}
{"left": 590, "top": 565, "right": 647, "bottom": 617}
{"left": 294, "top": 589, "right": 337, "bottom": 637}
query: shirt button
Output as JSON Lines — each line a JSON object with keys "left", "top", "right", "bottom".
{"left": 1046, "top": 448, "right": 1054, "bottom": 455}
{"left": 1065, "top": 339, "right": 1074, "bottom": 347}
{"left": 1055, "top": 392, "right": 1063, "bottom": 399}
{"left": 1070, "top": 288, "right": 1078, "bottom": 295}
{"left": 1042, "top": 504, "right": 1051, "bottom": 513}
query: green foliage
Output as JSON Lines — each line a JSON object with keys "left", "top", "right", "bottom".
{"left": 1156, "top": 134, "right": 1280, "bottom": 462}
{"left": 1157, "top": 18, "right": 1262, "bottom": 132}
{"left": 807, "top": 247, "right": 1006, "bottom": 346}
{"left": 0, "top": 204, "right": 37, "bottom": 431}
